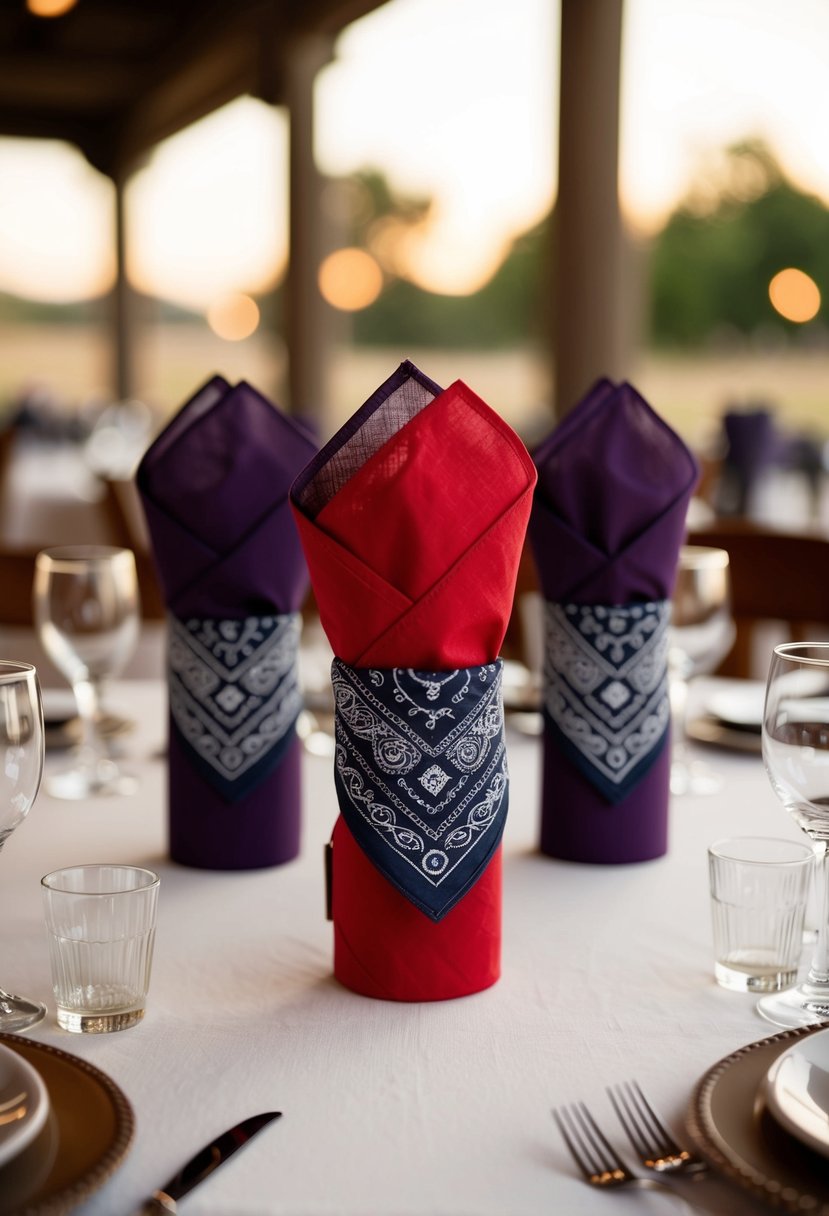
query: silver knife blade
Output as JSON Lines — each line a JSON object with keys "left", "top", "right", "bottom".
{"left": 133, "top": 1112, "right": 281, "bottom": 1215}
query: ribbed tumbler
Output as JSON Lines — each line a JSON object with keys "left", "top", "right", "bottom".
{"left": 708, "top": 837, "right": 813, "bottom": 993}
{"left": 41, "top": 864, "right": 159, "bottom": 1032}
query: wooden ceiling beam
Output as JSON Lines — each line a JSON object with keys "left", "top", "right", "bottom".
{"left": 0, "top": 58, "right": 137, "bottom": 107}
{"left": 0, "top": 0, "right": 389, "bottom": 174}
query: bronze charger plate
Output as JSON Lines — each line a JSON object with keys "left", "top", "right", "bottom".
{"left": 687, "top": 1024, "right": 829, "bottom": 1213}
{"left": 0, "top": 1033, "right": 134, "bottom": 1216}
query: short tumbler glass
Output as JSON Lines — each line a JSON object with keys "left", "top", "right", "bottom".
{"left": 708, "top": 837, "right": 813, "bottom": 993}
{"left": 41, "top": 864, "right": 159, "bottom": 1033}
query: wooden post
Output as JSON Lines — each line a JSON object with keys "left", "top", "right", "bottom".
{"left": 284, "top": 34, "right": 334, "bottom": 433}
{"left": 112, "top": 173, "right": 135, "bottom": 402}
{"left": 554, "top": 0, "right": 627, "bottom": 417}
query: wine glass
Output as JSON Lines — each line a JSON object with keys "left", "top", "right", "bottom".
{"left": 33, "top": 546, "right": 139, "bottom": 799}
{"left": 0, "top": 661, "right": 46, "bottom": 1031}
{"left": 669, "top": 546, "right": 736, "bottom": 795}
{"left": 758, "top": 642, "right": 829, "bottom": 1027}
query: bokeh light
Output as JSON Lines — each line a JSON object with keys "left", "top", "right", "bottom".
{"left": 768, "top": 267, "right": 821, "bottom": 323}
{"left": 318, "top": 248, "right": 383, "bottom": 311}
{"left": 206, "top": 293, "right": 260, "bottom": 341}
{"left": 26, "top": 0, "right": 77, "bottom": 16}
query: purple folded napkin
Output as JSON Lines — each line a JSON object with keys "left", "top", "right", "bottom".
{"left": 136, "top": 376, "right": 317, "bottom": 870}
{"left": 721, "top": 407, "right": 778, "bottom": 516}
{"left": 529, "top": 379, "right": 698, "bottom": 864}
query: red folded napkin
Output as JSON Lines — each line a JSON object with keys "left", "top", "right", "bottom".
{"left": 291, "top": 361, "right": 536, "bottom": 1001}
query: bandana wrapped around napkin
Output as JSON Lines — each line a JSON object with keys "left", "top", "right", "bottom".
{"left": 529, "top": 379, "right": 698, "bottom": 864}
{"left": 136, "top": 375, "right": 317, "bottom": 870}
{"left": 291, "top": 360, "right": 536, "bottom": 1001}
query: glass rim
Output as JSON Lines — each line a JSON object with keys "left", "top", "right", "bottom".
{"left": 35, "top": 545, "right": 135, "bottom": 568}
{"left": 708, "top": 835, "right": 814, "bottom": 865}
{"left": 41, "top": 863, "right": 160, "bottom": 895}
{"left": 679, "top": 544, "right": 730, "bottom": 568}
{"left": 0, "top": 660, "right": 38, "bottom": 685}
{"left": 772, "top": 641, "right": 829, "bottom": 666}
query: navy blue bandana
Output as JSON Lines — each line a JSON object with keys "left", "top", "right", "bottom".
{"left": 542, "top": 601, "right": 670, "bottom": 804}
{"left": 168, "top": 613, "right": 302, "bottom": 803}
{"left": 332, "top": 659, "right": 508, "bottom": 922}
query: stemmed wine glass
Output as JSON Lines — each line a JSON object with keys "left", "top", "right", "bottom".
{"left": 669, "top": 546, "right": 736, "bottom": 795}
{"left": 758, "top": 642, "right": 829, "bottom": 1027}
{"left": 0, "top": 661, "right": 46, "bottom": 1031}
{"left": 33, "top": 546, "right": 140, "bottom": 799}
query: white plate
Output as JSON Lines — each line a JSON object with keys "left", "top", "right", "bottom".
{"left": 762, "top": 1025, "right": 829, "bottom": 1158}
{"left": 705, "top": 685, "right": 764, "bottom": 730}
{"left": 0, "top": 1041, "right": 50, "bottom": 1169}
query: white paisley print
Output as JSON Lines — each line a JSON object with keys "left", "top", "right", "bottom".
{"left": 168, "top": 613, "right": 302, "bottom": 788}
{"left": 331, "top": 659, "right": 508, "bottom": 919}
{"left": 543, "top": 601, "right": 670, "bottom": 795}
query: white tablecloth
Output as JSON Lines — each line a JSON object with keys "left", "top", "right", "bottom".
{"left": 3, "top": 680, "right": 803, "bottom": 1215}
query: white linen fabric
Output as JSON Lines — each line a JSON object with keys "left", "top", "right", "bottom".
{"left": 3, "top": 678, "right": 788, "bottom": 1215}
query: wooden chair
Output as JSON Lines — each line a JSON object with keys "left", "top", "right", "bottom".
{"left": 99, "top": 477, "right": 165, "bottom": 620}
{"left": 686, "top": 519, "right": 829, "bottom": 678}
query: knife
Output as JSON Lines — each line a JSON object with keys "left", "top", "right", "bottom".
{"left": 132, "top": 1111, "right": 281, "bottom": 1214}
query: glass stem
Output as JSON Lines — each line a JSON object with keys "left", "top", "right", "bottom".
{"left": 73, "top": 678, "right": 105, "bottom": 763}
{"left": 806, "top": 840, "right": 829, "bottom": 988}
{"left": 669, "top": 670, "right": 690, "bottom": 758}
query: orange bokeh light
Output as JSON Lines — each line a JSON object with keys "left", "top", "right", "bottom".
{"left": 318, "top": 248, "right": 383, "bottom": 311}
{"left": 26, "top": 0, "right": 77, "bottom": 16}
{"left": 768, "top": 268, "right": 821, "bottom": 323}
{"left": 206, "top": 293, "right": 260, "bottom": 341}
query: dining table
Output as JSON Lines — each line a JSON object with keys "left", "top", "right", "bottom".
{"left": 1, "top": 671, "right": 819, "bottom": 1215}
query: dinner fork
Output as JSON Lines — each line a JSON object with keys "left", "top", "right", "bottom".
{"left": 607, "top": 1080, "right": 708, "bottom": 1176}
{"left": 553, "top": 1102, "right": 697, "bottom": 1212}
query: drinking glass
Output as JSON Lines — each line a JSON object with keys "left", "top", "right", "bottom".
{"left": 669, "top": 545, "right": 735, "bottom": 795}
{"left": 0, "top": 661, "right": 47, "bottom": 1031}
{"left": 41, "top": 864, "right": 159, "bottom": 1033}
{"left": 33, "top": 546, "right": 139, "bottom": 799}
{"left": 759, "top": 641, "right": 829, "bottom": 1027}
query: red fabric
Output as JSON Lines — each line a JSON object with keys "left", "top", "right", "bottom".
{"left": 294, "top": 379, "right": 536, "bottom": 1001}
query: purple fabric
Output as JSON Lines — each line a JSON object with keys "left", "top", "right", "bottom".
{"left": 721, "top": 408, "right": 779, "bottom": 515}
{"left": 724, "top": 408, "right": 778, "bottom": 475}
{"left": 167, "top": 727, "right": 302, "bottom": 869}
{"left": 136, "top": 376, "right": 317, "bottom": 870}
{"left": 529, "top": 379, "right": 698, "bottom": 864}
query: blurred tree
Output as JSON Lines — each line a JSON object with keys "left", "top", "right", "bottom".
{"left": 649, "top": 140, "right": 829, "bottom": 346}
{"left": 354, "top": 221, "right": 547, "bottom": 348}
{"left": 333, "top": 167, "right": 547, "bottom": 348}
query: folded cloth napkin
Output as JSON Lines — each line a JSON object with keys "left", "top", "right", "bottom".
{"left": 136, "top": 375, "right": 317, "bottom": 870}
{"left": 291, "top": 360, "right": 536, "bottom": 1001}
{"left": 720, "top": 407, "right": 778, "bottom": 516}
{"left": 529, "top": 379, "right": 698, "bottom": 864}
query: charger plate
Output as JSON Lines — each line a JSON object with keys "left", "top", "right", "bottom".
{"left": 687, "top": 1024, "right": 829, "bottom": 1213}
{"left": 686, "top": 714, "right": 762, "bottom": 754}
{"left": 0, "top": 1033, "right": 133, "bottom": 1216}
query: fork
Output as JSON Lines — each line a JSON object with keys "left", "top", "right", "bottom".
{"left": 553, "top": 1102, "right": 697, "bottom": 1212}
{"left": 607, "top": 1080, "right": 708, "bottom": 1176}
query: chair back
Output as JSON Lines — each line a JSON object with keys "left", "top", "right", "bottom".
{"left": 686, "top": 520, "right": 829, "bottom": 677}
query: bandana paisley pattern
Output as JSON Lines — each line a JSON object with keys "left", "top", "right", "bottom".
{"left": 168, "top": 613, "right": 302, "bottom": 803}
{"left": 332, "top": 659, "right": 508, "bottom": 921}
{"left": 543, "top": 601, "right": 670, "bottom": 804}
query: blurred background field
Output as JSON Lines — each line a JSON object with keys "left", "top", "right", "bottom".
{"left": 2, "top": 325, "right": 828, "bottom": 457}
{"left": 2, "top": 0, "right": 829, "bottom": 504}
